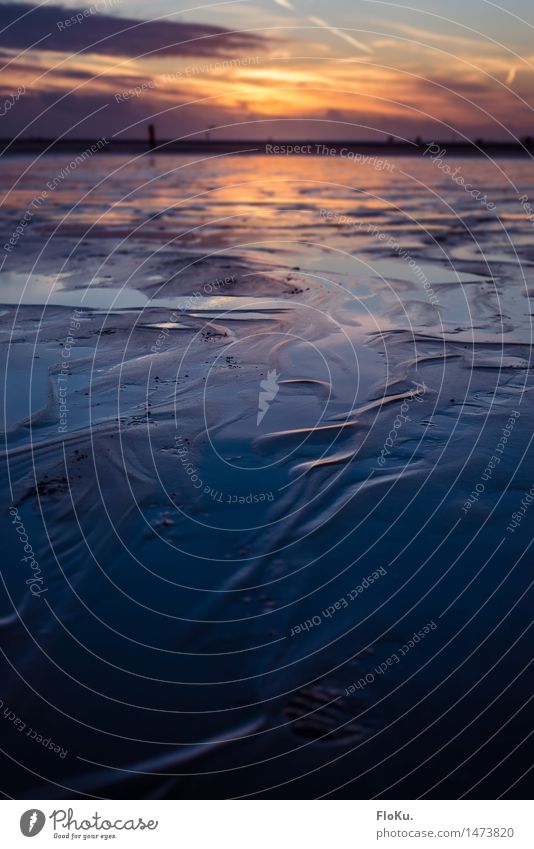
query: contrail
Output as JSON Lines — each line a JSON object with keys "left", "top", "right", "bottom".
{"left": 273, "top": 0, "right": 372, "bottom": 55}
{"left": 308, "top": 14, "right": 372, "bottom": 54}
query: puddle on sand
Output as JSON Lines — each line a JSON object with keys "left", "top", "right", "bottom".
{"left": 362, "top": 258, "right": 488, "bottom": 285}
{"left": 289, "top": 249, "right": 489, "bottom": 287}
{"left": 1, "top": 343, "right": 96, "bottom": 430}
{"left": 0, "top": 272, "right": 292, "bottom": 313}
{"left": 0, "top": 271, "right": 71, "bottom": 306}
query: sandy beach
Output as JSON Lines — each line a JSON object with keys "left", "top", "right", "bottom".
{"left": 1, "top": 149, "right": 533, "bottom": 799}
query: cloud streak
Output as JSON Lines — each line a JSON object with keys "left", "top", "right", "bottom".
{"left": 0, "top": 2, "right": 268, "bottom": 59}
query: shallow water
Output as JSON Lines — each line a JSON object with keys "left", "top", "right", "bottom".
{"left": 0, "top": 153, "right": 533, "bottom": 799}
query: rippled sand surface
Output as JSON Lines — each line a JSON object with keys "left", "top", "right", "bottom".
{"left": 1, "top": 153, "right": 532, "bottom": 798}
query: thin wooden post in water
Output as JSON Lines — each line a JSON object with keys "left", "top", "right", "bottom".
{"left": 148, "top": 123, "right": 156, "bottom": 150}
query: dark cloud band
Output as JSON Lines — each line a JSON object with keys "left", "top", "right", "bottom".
{"left": 0, "top": 2, "right": 267, "bottom": 58}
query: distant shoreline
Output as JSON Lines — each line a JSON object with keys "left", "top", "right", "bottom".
{"left": 1, "top": 138, "right": 533, "bottom": 157}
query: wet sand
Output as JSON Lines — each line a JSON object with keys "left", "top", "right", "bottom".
{"left": 0, "top": 152, "right": 533, "bottom": 798}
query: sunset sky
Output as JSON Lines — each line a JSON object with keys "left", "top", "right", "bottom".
{"left": 1, "top": 0, "right": 533, "bottom": 140}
